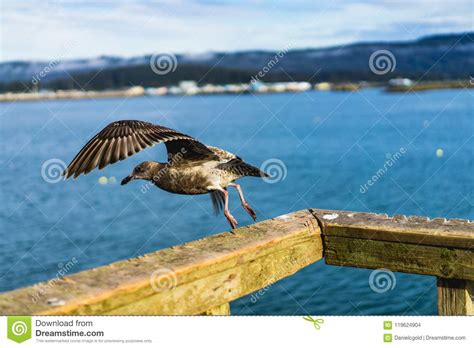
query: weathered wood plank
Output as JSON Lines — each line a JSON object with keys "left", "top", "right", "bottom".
{"left": 313, "top": 209, "right": 474, "bottom": 282}
{"left": 0, "top": 210, "right": 322, "bottom": 315}
{"left": 312, "top": 209, "right": 474, "bottom": 249}
{"left": 324, "top": 235, "right": 474, "bottom": 280}
{"left": 437, "top": 278, "right": 473, "bottom": 315}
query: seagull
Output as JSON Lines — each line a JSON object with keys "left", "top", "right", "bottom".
{"left": 63, "top": 120, "right": 269, "bottom": 229}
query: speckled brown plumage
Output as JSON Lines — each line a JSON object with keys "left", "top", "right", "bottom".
{"left": 63, "top": 120, "right": 269, "bottom": 228}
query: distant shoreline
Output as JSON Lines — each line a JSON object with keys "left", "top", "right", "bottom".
{"left": 1, "top": 80, "right": 472, "bottom": 103}
{"left": 385, "top": 80, "right": 473, "bottom": 92}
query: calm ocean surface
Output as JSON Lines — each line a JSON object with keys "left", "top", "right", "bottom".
{"left": 1, "top": 88, "right": 472, "bottom": 315}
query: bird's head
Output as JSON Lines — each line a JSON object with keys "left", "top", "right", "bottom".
{"left": 121, "top": 161, "right": 164, "bottom": 185}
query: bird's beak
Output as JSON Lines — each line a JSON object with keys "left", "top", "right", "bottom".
{"left": 121, "top": 175, "right": 134, "bottom": 186}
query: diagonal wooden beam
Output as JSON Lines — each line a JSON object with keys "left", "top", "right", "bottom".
{"left": 0, "top": 210, "right": 322, "bottom": 315}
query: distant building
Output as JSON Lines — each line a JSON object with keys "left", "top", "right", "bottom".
{"left": 286, "top": 82, "right": 311, "bottom": 91}
{"left": 249, "top": 81, "right": 268, "bottom": 93}
{"left": 168, "top": 86, "right": 183, "bottom": 95}
{"left": 314, "top": 82, "right": 331, "bottom": 90}
{"left": 224, "top": 84, "right": 245, "bottom": 93}
{"left": 268, "top": 83, "right": 286, "bottom": 93}
{"left": 145, "top": 87, "right": 168, "bottom": 96}
{"left": 200, "top": 84, "right": 214, "bottom": 93}
{"left": 125, "top": 86, "right": 145, "bottom": 96}
{"left": 179, "top": 81, "right": 199, "bottom": 95}
{"left": 389, "top": 78, "right": 413, "bottom": 87}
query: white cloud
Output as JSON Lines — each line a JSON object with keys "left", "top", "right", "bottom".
{"left": 0, "top": 0, "right": 472, "bottom": 61}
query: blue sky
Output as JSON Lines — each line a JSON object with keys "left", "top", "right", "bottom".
{"left": 1, "top": 0, "right": 472, "bottom": 62}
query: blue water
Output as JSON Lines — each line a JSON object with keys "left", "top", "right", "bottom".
{"left": 1, "top": 89, "right": 472, "bottom": 315}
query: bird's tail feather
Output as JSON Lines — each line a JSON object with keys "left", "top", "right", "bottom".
{"left": 210, "top": 190, "right": 226, "bottom": 215}
{"left": 250, "top": 164, "right": 269, "bottom": 178}
{"left": 222, "top": 159, "right": 269, "bottom": 178}
{"left": 240, "top": 162, "right": 270, "bottom": 178}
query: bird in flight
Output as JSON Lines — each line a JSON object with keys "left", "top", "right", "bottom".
{"left": 63, "top": 120, "right": 269, "bottom": 229}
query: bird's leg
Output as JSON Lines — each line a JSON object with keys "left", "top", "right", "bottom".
{"left": 229, "top": 183, "right": 257, "bottom": 221}
{"left": 219, "top": 188, "right": 238, "bottom": 229}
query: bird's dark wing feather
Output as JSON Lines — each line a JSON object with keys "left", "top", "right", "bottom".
{"left": 63, "top": 120, "right": 217, "bottom": 179}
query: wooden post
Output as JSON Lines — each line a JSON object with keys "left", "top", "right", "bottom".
{"left": 202, "top": 303, "right": 231, "bottom": 315}
{"left": 437, "top": 278, "right": 473, "bottom": 315}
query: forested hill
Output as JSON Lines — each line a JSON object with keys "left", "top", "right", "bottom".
{"left": 1, "top": 32, "right": 472, "bottom": 92}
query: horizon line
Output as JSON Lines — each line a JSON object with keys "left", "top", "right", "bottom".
{"left": 1, "top": 31, "right": 472, "bottom": 64}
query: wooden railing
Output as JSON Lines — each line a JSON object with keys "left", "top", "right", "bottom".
{"left": 0, "top": 209, "right": 472, "bottom": 316}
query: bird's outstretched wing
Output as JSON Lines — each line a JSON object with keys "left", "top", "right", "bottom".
{"left": 63, "top": 120, "right": 217, "bottom": 179}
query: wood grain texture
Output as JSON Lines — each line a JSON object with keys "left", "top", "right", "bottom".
{"left": 202, "top": 303, "right": 231, "bottom": 315}
{"left": 312, "top": 209, "right": 474, "bottom": 281}
{"left": 324, "top": 236, "right": 474, "bottom": 280}
{"left": 437, "top": 278, "right": 473, "bottom": 315}
{"left": 311, "top": 209, "right": 474, "bottom": 249}
{"left": 0, "top": 210, "right": 321, "bottom": 315}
